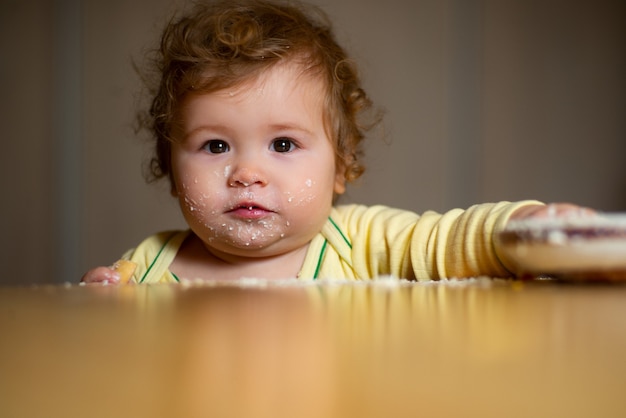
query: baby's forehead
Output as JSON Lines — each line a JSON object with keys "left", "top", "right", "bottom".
{"left": 206, "top": 60, "right": 328, "bottom": 101}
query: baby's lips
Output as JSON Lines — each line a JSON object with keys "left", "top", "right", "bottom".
{"left": 231, "top": 200, "right": 270, "bottom": 212}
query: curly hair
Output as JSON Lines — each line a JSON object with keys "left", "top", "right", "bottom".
{"left": 141, "top": 0, "right": 380, "bottom": 186}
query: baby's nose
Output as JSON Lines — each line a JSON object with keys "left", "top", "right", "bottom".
{"left": 228, "top": 165, "right": 267, "bottom": 187}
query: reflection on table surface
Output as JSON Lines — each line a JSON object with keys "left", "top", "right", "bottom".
{"left": 1, "top": 278, "right": 625, "bottom": 418}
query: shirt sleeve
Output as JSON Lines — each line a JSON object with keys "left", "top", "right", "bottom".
{"left": 411, "top": 201, "right": 543, "bottom": 279}
{"left": 336, "top": 201, "right": 542, "bottom": 280}
{"left": 119, "top": 230, "right": 189, "bottom": 284}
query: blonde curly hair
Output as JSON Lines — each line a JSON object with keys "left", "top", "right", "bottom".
{"left": 141, "top": 0, "right": 380, "bottom": 186}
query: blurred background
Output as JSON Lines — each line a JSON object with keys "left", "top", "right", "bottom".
{"left": 1, "top": 0, "right": 624, "bottom": 285}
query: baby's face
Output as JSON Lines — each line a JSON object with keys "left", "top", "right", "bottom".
{"left": 170, "top": 62, "right": 345, "bottom": 259}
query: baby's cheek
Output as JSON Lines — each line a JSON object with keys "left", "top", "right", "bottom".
{"left": 178, "top": 177, "right": 221, "bottom": 216}
{"left": 284, "top": 178, "right": 318, "bottom": 207}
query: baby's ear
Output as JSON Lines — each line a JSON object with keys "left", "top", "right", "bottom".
{"left": 334, "top": 171, "right": 346, "bottom": 195}
{"left": 169, "top": 176, "right": 178, "bottom": 197}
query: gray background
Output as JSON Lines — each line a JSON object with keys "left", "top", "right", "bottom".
{"left": 1, "top": 0, "right": 624, "bottom": 285}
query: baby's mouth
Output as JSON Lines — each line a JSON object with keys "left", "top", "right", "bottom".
{"left": 230, "top": 202, "right": 268, "bottom": 211}
{"left": 227, "top": 202, "right": 274, "bottom": 219}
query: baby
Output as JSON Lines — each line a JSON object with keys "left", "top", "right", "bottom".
{"left": 82, "top": 0, "right": 589, "bottom": 284}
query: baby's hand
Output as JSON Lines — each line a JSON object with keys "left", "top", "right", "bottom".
{"left": 81, "top": 266, "right": 121, "bottom": 284}
{"left": 80, "top": 260, "right": 137, "bottom": 285}
{"left": 510, "top": 203, "right": 595, "bottom": 221}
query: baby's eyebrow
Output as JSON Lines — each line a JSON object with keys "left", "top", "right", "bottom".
{"left": 183, "top": 124, "right": 234, "bottom": 140}
{"left": 182, "top": 123, "right": 316, "bottom": 141}
{"left": 267, "top": 123, "right": 315, "bottom": 136}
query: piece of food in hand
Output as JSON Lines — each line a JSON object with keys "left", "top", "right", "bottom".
{"left": 497, "top": 213, "right": 626, "bottom": 280}
{"left": 111, "top": 260, "right": 137, "bottom": 284}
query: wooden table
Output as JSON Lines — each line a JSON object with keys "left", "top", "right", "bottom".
{"left": 1, "top": 278, "right": 625, "bottom": 418}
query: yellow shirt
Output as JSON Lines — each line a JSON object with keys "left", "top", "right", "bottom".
{"left": 123, "top": 201, "right": 539, "bottom": 283}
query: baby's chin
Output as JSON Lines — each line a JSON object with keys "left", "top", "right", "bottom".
{"left": 201, "top": 225, "right": 316, "bottom": 259}
{"left": 201, "top": 226, "right": 289, "bottom": 253}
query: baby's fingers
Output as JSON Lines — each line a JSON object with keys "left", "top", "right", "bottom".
{"left": 80, "top": 260, "right": 137, "bottom": 285}
{"left": 81, "top": 266, "right": 120, "bottom": 284}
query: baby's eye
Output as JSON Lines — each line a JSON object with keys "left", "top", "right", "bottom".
{"left": 203, "top": 140, "right": 230, "bottom": 154}
{"left": 271, "top": 137, "right": 295, "bottom": 153}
